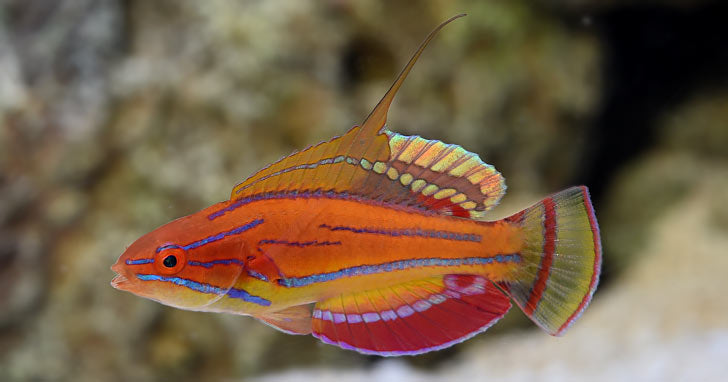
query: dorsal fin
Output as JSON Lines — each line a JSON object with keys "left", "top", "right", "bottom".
{"left": 360, "top": 13, "right": 467, "bottom": 137}
{"left": 229, "top": 15, "right": 505, "bottom": 219}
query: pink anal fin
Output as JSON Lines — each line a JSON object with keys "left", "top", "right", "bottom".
{"left": 254, "top": 304, "right": 313, "bottom": 335}
{"left": 312, "top": 274, "right": 512, "bottom": 356}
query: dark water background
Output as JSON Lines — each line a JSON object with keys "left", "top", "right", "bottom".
{"left": 1, "top": 1, "right": 727, "bottom": 381}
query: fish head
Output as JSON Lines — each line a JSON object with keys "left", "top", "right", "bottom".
{"left": 111, "top": 207, "right": 249, "bottom": 310}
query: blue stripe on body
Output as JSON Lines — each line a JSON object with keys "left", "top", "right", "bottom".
{"left": 156, "top": 218, "right": 264, "bottom": 253}
{"left": 188, "top": 259, "right": 245, "bottom": 268}
{"left": 185, "top": 260, "right": 269, "bottom": 281}
{"left": 258, "top": 239, "right": 342, "bottom": 248}
{"left": 136, "top": 274, "right": 271, "bottom": 306}
{"left": 318, "top": 223, "right": 481, "bottom": 243}
{"left": 277, "top": 254, "right": 521, "bottom": 288}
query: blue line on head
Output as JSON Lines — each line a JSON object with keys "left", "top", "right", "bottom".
{"left": 156, "top": 244, "right": 183, "bottom": 253}
{"left": 136, "top": 274, "right": 271, "bottom": 306}
{"left": 155, "top": 218, "right": 264, "bottom": 253}
{"left": 137, "top": 274, "right": 224, "bottom": 294}
{"left": 126, "top": 258, "right": 154, "bottom": 265}
{"left": 226, "top": 288, "right": 271, "bottom": 306}
{"left": 188, "top": 259, "right": 245, "bottom": 268}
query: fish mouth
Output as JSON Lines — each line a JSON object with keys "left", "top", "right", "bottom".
{"left": 110, "top": 262, "right": 130, "bottom": 290}
{"left": 111, "top": 273, "right": 129, "bottom": 290}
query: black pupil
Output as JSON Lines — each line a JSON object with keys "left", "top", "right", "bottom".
{"left": 163, "top": 255, "right": 177, "bottom": 268}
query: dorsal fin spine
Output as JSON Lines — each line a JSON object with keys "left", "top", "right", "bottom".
{"left": 360, "top": 14, "right": 467, "bottom": 137}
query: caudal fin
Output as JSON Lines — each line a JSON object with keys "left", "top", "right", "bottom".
{"left": 500, "top": 186, "right": 601, "bottom": 336}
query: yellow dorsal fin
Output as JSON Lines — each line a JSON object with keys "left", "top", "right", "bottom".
{"left": 360, "top": 13, "right": 467, "bottom": 136}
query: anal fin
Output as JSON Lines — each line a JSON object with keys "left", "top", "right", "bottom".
{"left": 312, "top": 274, "right": 512, "bottom": 356}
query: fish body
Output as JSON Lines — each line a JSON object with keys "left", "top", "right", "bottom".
{"left": 112, "top": 15, "right": 601, "bottom": 356}
{"left": 119, "top": 195, "right": 522, "bottom": 312}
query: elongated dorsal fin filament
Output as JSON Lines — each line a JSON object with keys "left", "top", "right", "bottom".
{"left": 360, "top": 13, "right": 466, "bottom": 136}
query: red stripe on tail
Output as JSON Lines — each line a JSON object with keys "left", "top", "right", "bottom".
{"left": 524, "top": 197, "right": 556, "bottom": 315}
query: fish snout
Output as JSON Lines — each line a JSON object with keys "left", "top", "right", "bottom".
{"left": 110, "top": 261, "right": 131, "bottom": 290}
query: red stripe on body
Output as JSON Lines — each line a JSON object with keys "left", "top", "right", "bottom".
{"left": 524, "top": 197, "right": 556, "bottom": 315}
{"left": 556, "top": 186, "right": 601, "bottom": 335}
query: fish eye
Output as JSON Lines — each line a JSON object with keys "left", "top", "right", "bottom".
{"left": 163, "top": 254, "right": 177, "bottom": 268}
{"left": 154, "top": 247, "right": 186, "bottom": 274}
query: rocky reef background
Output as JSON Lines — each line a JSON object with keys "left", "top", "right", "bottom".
{"left": 1, "top": 1, "right": 727, "bottom": 381}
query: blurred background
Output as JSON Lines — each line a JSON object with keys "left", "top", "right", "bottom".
{"left": 1, "top": 0, "right": 727, "bottom": 381}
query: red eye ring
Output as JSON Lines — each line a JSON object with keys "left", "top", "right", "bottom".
{"left": 154, "top": 247, "right": 187, "bottom": 275}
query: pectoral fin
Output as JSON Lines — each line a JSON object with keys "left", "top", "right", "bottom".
{"left": 255, "top": 304, "right": 314, "bottom": 335}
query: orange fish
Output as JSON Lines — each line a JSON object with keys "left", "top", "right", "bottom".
{"left": 111, "top": 14, "right": 601, "bottom": 356}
